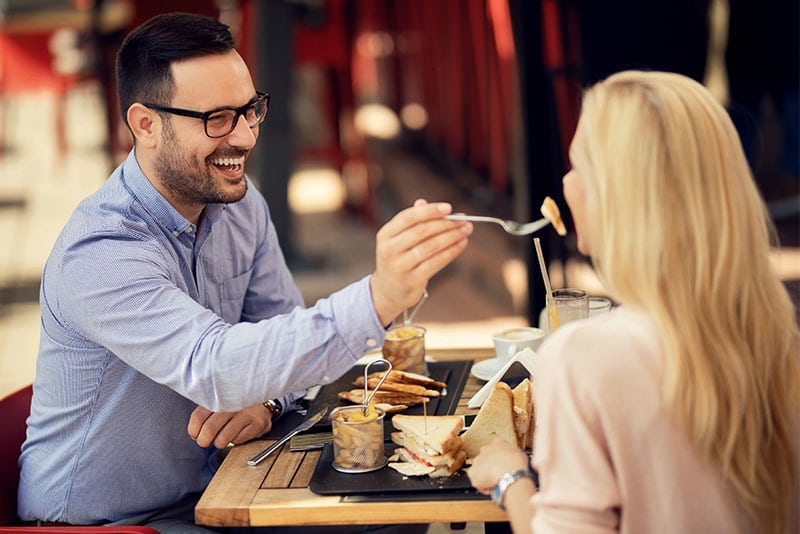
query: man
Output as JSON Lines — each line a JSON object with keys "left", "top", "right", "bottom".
{"left": 18, "top": 12, "right": 472, "bottom": 530}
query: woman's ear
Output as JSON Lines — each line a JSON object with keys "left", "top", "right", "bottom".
{"left": 127, "top": 103, "right": 159, "bottom": 148}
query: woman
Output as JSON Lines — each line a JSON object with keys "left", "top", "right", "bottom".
{"left": 468, "top": 70, "right": 799, "bottom": 533}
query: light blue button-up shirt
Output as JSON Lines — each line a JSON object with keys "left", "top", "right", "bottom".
{"left": 19, "top": 151, "right": 385, "bottom": 524}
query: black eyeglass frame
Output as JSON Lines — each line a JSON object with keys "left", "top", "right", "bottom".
{"left": 143, "top": 91, "right": 270, "bottom": 138}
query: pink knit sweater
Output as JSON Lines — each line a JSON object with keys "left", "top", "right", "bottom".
{"left": 530, "top": 306, "right": 799, "bottom": 533}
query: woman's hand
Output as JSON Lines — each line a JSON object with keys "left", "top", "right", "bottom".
{"left": 468, "top": 437, "right": 536, "bottom": 534}
{"left": 467, "top": 437, "right": 531, "bottom": 494}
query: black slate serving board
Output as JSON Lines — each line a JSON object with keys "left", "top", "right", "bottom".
{"left": 265, "top": 360, "right": 473, "bottom": 441}
{"left": 305, "top": 359, "right": 541, "bottom": 498}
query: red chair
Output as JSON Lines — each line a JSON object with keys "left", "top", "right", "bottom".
{"left": 0, "top": 384, "right": 157, "bottom": 533}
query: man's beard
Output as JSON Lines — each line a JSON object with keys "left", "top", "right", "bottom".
{"left": 154, "top": 121, "right": 248, "bottom": 206}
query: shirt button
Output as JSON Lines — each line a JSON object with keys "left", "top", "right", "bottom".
{"left": 186, "top": 227, "right": 193, "bottom": 233}
{"left": 366, "top": 338, "right": 377, "bottom": 348}
{"left": 172, "top": 231, "right": 179, "bottom": 237}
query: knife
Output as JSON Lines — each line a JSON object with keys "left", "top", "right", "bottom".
{"left": 247, "top": 405, "right": 329, "bottom": 466}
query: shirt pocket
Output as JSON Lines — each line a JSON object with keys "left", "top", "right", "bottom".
{"left": 219, "top": 268, "right": 253, "bottom": 323}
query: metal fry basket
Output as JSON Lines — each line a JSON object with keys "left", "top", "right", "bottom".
{"left": 330, "top": 405, "right": 386, "bottom": 473}
{"left": 330, "top": 358, "right": 392, "bottom": 473}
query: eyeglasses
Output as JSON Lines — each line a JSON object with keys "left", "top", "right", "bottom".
{"left": 143, "top": 92, "right": 270, "bottom": 138}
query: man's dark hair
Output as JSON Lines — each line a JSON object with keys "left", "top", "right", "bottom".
{"left": 115, "top": 12, "right": 235, "bottom": 127}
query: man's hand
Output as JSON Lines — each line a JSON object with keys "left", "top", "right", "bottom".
{"left": 370, "top": 199, "right": 472, "bottom": 325}
{"left": 188, "top": 403, "right": 273, "bottom": 449}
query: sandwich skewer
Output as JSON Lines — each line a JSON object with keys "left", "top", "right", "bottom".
{"left": 422, "top": 397, "right": 428, "bottom": 435}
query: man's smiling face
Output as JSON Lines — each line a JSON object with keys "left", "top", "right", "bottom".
{"left": 151, "top": 50, "right": 260, "bottom": 212}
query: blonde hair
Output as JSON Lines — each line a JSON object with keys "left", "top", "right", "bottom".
{"left": 571, "top": 70, "right": 799, "bottom": 533}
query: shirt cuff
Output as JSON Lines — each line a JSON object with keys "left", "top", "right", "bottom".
{"left": 328, "top": 274, "right": 386, "bottom": 357}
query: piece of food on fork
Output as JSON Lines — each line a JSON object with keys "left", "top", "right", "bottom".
{"left": 540, "top": 196, "right": 567, "bottom": 236}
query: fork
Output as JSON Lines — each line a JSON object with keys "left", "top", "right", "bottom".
{"left": 444, "top": 214, "right": 550, "bottom": 236}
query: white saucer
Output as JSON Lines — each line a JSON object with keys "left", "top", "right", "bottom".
{"left": 471, "top": 358, "right": 505, "bottom": 381}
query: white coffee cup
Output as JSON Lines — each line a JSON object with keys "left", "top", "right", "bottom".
{"left": 492, "top": 327, "right": 545, "bottom": 365}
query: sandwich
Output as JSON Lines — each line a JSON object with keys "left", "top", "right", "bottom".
{"left": 387, "top": 414, "right": 467, "bottom": 478}
{"left": 461, "top": 381, "right": 517, "bottom": 458}
{"left": 512, "top": 379, "right": 534, "bottom": 450}
{"left": 540, "top": 196, "right": 567, "bottom": 236}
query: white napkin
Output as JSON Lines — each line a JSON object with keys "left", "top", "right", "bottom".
{"left": 468, "top": 347, "right": 538, "bottom": 408}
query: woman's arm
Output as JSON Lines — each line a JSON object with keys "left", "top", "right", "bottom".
{"left": 467, "top": 437, "right": 536, "bottom": 534}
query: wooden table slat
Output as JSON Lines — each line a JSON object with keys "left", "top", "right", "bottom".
{"left": 248, "top": 486, "right": 508, "bottom": 526}
{"left": 195, "top": 440, "right": 273, "bottom": 527}
{"left": 263, "top": 443, "right": 306, "bottom": 488}
{"left": 292, "top": 449, "right": 322, "bottom": 487}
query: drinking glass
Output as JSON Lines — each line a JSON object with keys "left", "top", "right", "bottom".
{"left": 547, "top": 288, "right": 590, "bottom": 334}
{"left": 589, "top": 296, "right": 613, "bottom": 316}
{"left": 382, "top": 325, "right": 427, "bottom": 375}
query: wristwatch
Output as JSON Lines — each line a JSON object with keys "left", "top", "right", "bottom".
{"left": 262, "top": 399, "right": 282, "bottom": 419}
{"left": 491, "top": 468, "right": 535, "bottom": 510}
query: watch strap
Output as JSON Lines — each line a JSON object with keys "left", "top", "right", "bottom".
{"left": 262, "top": 398, "right": 282, "bottom": 418}
{"left": 491, "top": 468, "right": 535, "bottom": 510}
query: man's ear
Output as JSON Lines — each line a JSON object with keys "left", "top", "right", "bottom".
{"left": 127, "top": 103, "right": 159, "bottom": 148}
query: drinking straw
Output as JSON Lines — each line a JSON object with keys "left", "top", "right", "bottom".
{"left": 533, "top": 238, "right": 560, "bottom": 330}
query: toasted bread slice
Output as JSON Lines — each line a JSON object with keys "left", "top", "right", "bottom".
{"left": 391, "top": 433, "right": 464, "bottom": 466}
{"left": 357, "top": 370, "right": 447, "bottom": 389}
{"left": 391, "top": 414, "right": 463, "bottom": 455}
{"left": 512, "top": 379, "right": 533, "bottom": 450}
{"left": 374, "top": 402, "right": 409, "bottom": 414}
{"left": 360, "top": 378, "right": 440, "bottom": 397}
{"left": 394, "top": 444, "right": 464, "bottom": 469}
{"left": 387, "top": 461, "right": 434, "bottom": 477}
{"left": 389, "top": 370, "right": 447, "bottom": 389}
{"left": 337, "top": 389, "right": 430, "bottom": 407}
{"left": 388, "top": 446, "right": 467, "bottom": 478}
{"left": 540, "top": 196, "right": 567, "bottom": 236}
{"left": 461, "top": 382, "right": 517, "bottom": 458}
{"left": 429, "top": 449, "right": 467, "bottom": 478}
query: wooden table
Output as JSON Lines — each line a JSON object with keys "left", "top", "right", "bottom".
{"left": 195, "top": 348, "right": 510, "bottom": 528}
